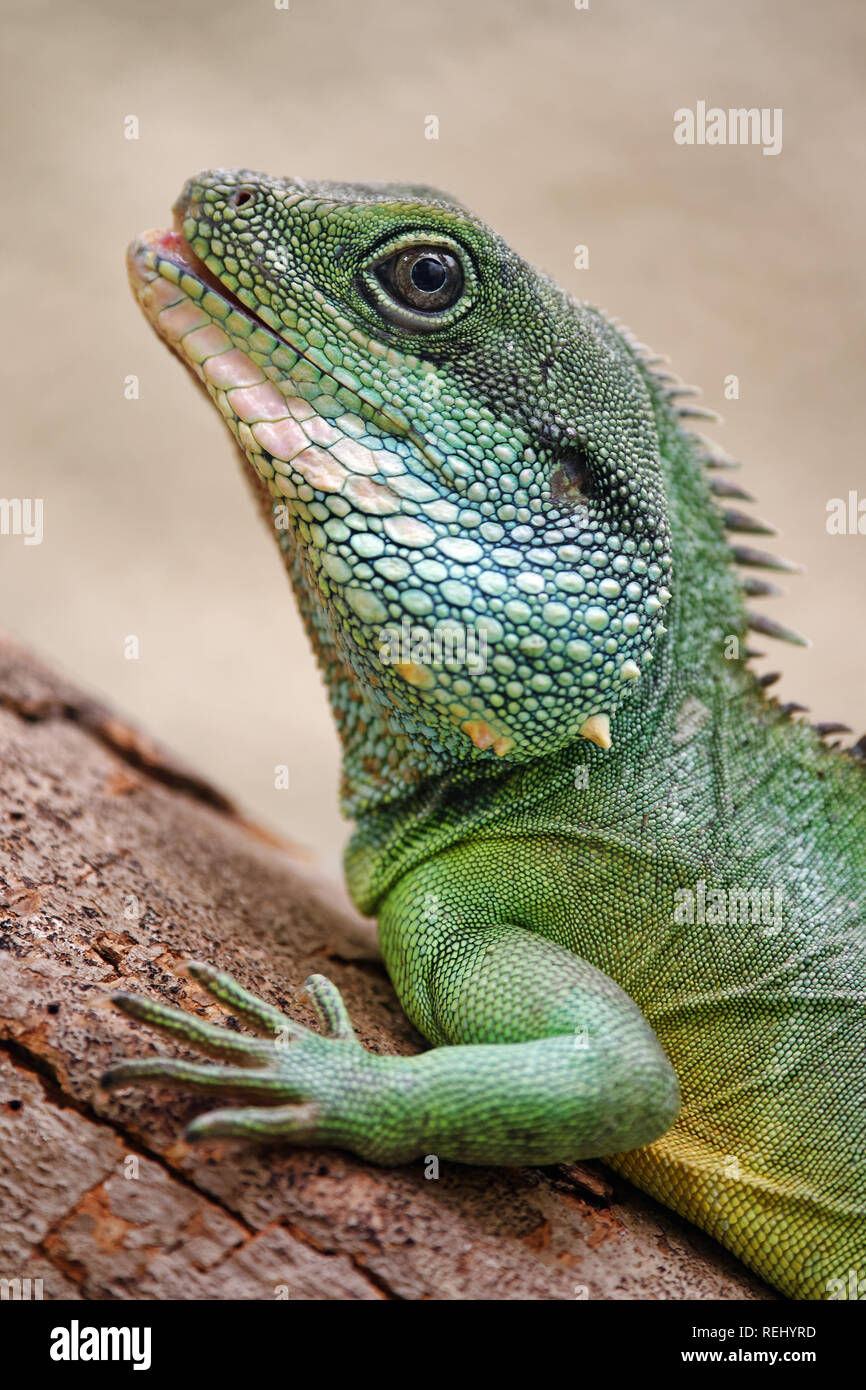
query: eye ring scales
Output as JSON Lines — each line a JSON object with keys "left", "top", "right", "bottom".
{"left": 359, "top": 232, "right": 475, "bottom": 332}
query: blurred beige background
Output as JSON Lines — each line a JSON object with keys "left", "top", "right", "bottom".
{"left": 1, "top": 0, "right": 864, "bottom": 878}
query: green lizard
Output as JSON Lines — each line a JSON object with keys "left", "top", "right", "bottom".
{"left": 104, "top": 169, "right": 866, "bottom": 1300}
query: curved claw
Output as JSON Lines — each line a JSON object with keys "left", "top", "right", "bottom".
{"left": 109, "top": 991, "right": 274, "bottom": 1065}
{"left": 184, "top": 961, "right": 303, "bottom": 1040}
{"left": 186, "top": 1101, "right": 319, "bottom": 1143}
{"left": 303, "top": 974, "right": 358, "bottom": 1042}
{"left": 101, "top": 1056, "right": 306, "bottom": 1101}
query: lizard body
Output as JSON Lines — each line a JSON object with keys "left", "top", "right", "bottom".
{"left": 106, "top": 170, "right": 866, "bottom": 1300}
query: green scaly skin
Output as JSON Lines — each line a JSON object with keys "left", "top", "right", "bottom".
{"left": 104, "top": 170, "right": 866, "bottom": 1300}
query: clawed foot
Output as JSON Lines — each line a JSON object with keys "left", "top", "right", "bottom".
{"left": 102, "top": 963, "right": 377, "bottom": 1146}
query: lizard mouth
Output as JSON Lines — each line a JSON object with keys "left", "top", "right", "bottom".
{"left": 127, "top": 213, "right": 469, "bottom": 490}
{"left": 126, "top": 223, "right": 281, "bottom": 344}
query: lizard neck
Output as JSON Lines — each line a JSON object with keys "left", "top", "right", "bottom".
{"left": 342, "top": 378, "right": 756, "bottom": 913}
{"left": 345, "top": 380, "right": 866, "bottom": 919}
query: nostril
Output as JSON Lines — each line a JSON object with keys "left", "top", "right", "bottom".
{"left": 231, "top": 187, "right": 256, "bottom": 208}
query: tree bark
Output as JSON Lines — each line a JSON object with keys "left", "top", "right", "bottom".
{"left": 0, "top": 631, "right": 774, "bottom": 1300}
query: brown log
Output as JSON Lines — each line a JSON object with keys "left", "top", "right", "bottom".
{"left": 0, "top": 632, "right": 774, "bottom": 1300}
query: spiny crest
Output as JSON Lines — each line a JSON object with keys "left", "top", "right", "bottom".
{"left": 624, "top": 340, "right": 863, "bottom": 764}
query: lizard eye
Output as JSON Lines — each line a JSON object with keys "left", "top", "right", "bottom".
{"left": 376, "top": 246, "right": 464, "bottom": 313}
{"left": 359, "top": 235, "right": 475, "bottom": 331}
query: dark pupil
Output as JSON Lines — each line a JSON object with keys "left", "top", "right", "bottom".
{"left": 377, "top": 244, "right": 463, "bottom": 316}
{"left": 410, "top": 255, "right": 447, "bottom": 293}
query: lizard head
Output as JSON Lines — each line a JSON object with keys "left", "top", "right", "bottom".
{"left": 128, "top": 169, "right": 672, "bottom": 808}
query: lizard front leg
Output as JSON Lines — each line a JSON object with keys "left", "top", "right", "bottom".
{"left": 102, "top": 859, "right": 678, "bottom": 1166}
{"left": 372, "top": 859, "right": 680, "bottom": 1164}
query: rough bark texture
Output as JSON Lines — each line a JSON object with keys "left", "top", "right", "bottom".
{"left": 0, "top": 631, "right": 775, "bottom": 1301}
